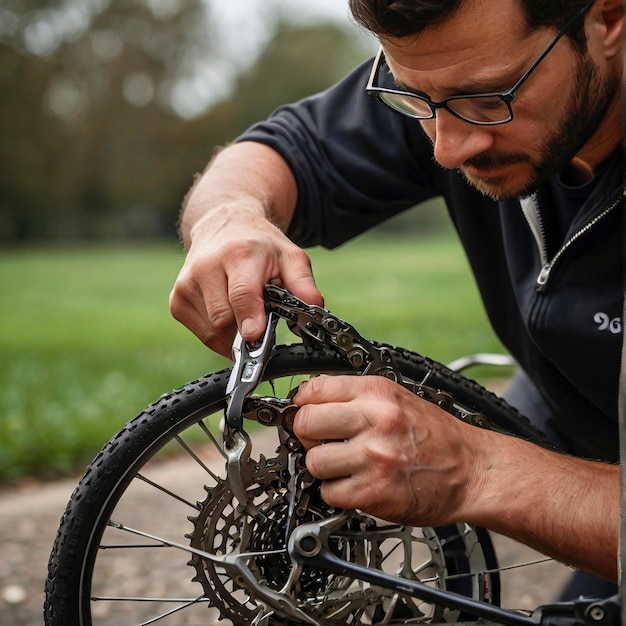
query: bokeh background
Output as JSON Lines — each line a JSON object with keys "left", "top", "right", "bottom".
{"left": 0, "top": 0, "right": 502, "bottom": 483}
{"left": 1, "top": 0, "right": 375, "bottom": 241}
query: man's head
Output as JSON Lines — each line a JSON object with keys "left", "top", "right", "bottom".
{"left": 352, "top": 0, "right": 622, "bottom": 200}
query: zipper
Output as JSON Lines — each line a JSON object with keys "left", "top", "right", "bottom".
{"left": 520, "top": 191, "right": 623, "bottom": 292}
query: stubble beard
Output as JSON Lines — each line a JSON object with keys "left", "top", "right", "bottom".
{"left": 459, "top": 51, "right": 619, "bottom": 201}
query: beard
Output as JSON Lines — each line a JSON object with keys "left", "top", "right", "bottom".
{"left": 459, "top": 50, "right": 619, "bottom": 200}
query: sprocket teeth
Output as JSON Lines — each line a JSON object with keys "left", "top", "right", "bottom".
{"left": 186, "top": 443, "right": 338, "bottom": 624}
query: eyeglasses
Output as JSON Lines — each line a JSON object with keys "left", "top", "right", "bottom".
{"left": 365, "top": 0, "right": 594, "bottom": 126}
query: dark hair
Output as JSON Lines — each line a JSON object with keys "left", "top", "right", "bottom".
{"left": 348, "top": 0, "right": 590, "bottom": 49}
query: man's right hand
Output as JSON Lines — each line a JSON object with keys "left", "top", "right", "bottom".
{"left": 169, "top": 209, "right": 322, "bottom": 358}
{"left": 169, "top": 142, "right": 323, "bottom": 358}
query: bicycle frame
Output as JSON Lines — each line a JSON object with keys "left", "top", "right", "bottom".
{"left": 289, "top": 516, "right": 621, "bottom": 626}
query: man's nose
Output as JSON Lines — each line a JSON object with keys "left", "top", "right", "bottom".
{"left": 424, "top": 109, "right": 496, "bottom": 170}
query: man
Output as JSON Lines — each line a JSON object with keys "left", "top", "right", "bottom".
{"left": 169, "top": 0, "right": 624, "bottom": 584}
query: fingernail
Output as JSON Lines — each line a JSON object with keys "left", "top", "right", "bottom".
{"left": 241, "top": 318, "right": 257, "bottom": 339}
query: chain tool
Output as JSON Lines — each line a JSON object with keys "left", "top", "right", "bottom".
{"left": 226, "top": 283, "right": 491, "bottom": 436}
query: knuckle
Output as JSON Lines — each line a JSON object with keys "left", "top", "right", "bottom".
{"left": 366, "top": 375, "right": 395, "bottom": 394}
{"left": 209, "top": 304, "right": 236, "bottom": 333}
{"left": 306, "top": 376, "right": 327, "bottom": 396}
{"left": 169, "top": 281, "right": 198, "bottom": 322}
{"left": 197, "top": 326, "right": 218, "bottom": 347}
{"left": 229, "top": 281, "right": 262, "bottom": 310}
{"left": 293, "top": 377, "right": 326, "bottom": 404}
{"left": 168, "top": 289, "right": 186, "bottom": 321}
{"left": 285, "top": 245, "right": 312, "bottom": 267}
{"left": 220, "top": 239, "right": 252, "bottom": 263}
{"left": 382, "top": 402, "right": 406, "bottom": 431}
{"left": 364, "top": 440, "right": 399, "bottom": 472}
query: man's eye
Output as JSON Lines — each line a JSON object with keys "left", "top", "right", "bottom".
{"left": 472, "top": 96, "right": 505, "bottom": 110}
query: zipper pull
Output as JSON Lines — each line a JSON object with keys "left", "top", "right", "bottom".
{"left": 536, "top": 264, "right": 551, "bottom": 291}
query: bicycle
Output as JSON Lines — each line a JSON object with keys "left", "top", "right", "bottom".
{"left": 44, "top": 285, "right": 620, "bottom": 625}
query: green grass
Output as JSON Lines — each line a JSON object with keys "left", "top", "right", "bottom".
{"left": 0, "top": 231, "right": 505, "bottom": 484}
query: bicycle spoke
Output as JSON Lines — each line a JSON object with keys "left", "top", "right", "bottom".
{"left": 134, "top": 472, "right": 200, "bottom": 510}
{"left": 196, "top": 418, "right": 228, "bottom": 459}
{"left": 492, "top": 557, "right": 555, "bottom": 573}
{"left": 107, "top": 518, "right": 286, "bottom": 564}
{"left": 92, "top": 595, "right": 209, "bottom": 603}
{"left": 174, "top": 434, "right": 220, "bottom": 480}
{"left": 377, "top": 539, "right": 403, "bottom": 567}
{"left": 133, "top": 597, "right": 208, "bottom": 626}
{"left": 98, "top": 543, "right": 172, "bottom": 550}
{"left": 418, "top": 556, "right": 557, "bottom": 585}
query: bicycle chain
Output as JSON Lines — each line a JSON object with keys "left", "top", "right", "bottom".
{"left": 242, "top": 284, "right": 492, "bottom": 431}
{"left": 265, "top": 284, "right": 402, "bottom": 380}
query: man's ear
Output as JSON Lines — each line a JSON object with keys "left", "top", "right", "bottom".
{"left": 590, "top": 0, "right": 623, "bottom": 59}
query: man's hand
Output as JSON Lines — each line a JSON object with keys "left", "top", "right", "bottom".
{"left": 169, "top": 142, "right": 323, "bottom": 358}
{"left": 170, "top": 210, "right": 322, "bottom": 357}
{"left": 292, "top": 375, "right": 480, "bottom": 527}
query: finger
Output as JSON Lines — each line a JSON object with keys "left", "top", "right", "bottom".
{"left": 278, "top": 247, "right": 324, "bottom": 308}
{"left": 319, "top": 476, "right": 362, "bottom": 510}
{"left": 226, "top": 276, "right": 267, "bottom": 344}
{"left": 304, "top": 440, "right": 356, "bottom": 481}
{"left": 170, "top": 274, "right": 237, "bottom": 358}
{"left": 220, "top": 238, "right": 283, "bottom": 343}
{"left": 293, "top": 401, "right": 369, "bottom": 444}
{"left": 171, "top": 295, "right": 236, "bottom": 358}
{"left": 293, "top": 375, "right": 384, "bottom": 406}
{"left": 226, "top": 245, "right": 323, "bottom": 343}
{"left": 318, "top": 475, "right": 391, "bottom": 514}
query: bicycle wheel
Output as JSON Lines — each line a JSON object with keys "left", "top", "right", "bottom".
{"left": 44, "top": 343, "right": 546, "bottom": 626}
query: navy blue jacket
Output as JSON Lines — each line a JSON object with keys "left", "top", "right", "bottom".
{"left": 239, "top": 59, "right": 625, "bottom": 462}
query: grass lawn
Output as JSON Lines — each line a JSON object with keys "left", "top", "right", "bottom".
{"left": 0, "top": 231, "right": 506, "bottom": 483}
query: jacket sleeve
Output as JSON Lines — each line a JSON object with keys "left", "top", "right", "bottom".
{"left": 237, "top": 59, "right": 440, "bottom": 249}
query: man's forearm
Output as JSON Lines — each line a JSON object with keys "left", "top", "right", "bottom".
{"left": 179, "top": 141, "right": 298, "bottom": 249}
{"left": 467, "top": 430, "right": 619, "bottom": 581}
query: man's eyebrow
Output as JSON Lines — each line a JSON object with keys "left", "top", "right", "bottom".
{"left": 392, "top": 76, "right": 429, "bottom": 97}
{"left": 384, "top": 55, "right": 524, "bottom": 97}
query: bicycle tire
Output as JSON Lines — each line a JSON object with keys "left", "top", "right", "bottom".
{"left": 44, "top": 342, "right": 546, "bottom": 626}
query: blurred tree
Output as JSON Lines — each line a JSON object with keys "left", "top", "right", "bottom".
{"left": 0, "top": 1, "right": 371, "bottom": 241}
{"left": 0, "top": 0, "right": 215, "bottom": 239}
{"left": 211, "top": 20, "right": 371, "bottom": 130}
{"left": 174, "top": 20, "right": 373, "bottom": 215}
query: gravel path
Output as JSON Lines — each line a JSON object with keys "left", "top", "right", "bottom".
{"left": 0, "top": 431, "right": 573, "bottom": 626}
{"left": 1, "top": 474, "right": 77, "bottom": 626}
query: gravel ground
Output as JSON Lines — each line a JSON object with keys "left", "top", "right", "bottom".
{"left": 1, "top": 474, "right": 78, "bottom": 626}
{"left": 0, "top": 430, "right": 573, "bottom": 626}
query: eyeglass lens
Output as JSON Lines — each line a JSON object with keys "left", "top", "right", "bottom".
{"left": 379, "top": 91, "right": 512, "bottom": 124}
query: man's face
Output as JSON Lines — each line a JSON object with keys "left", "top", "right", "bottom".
{"left": 382, "top": 0, "right": 620, "bottom": 200}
